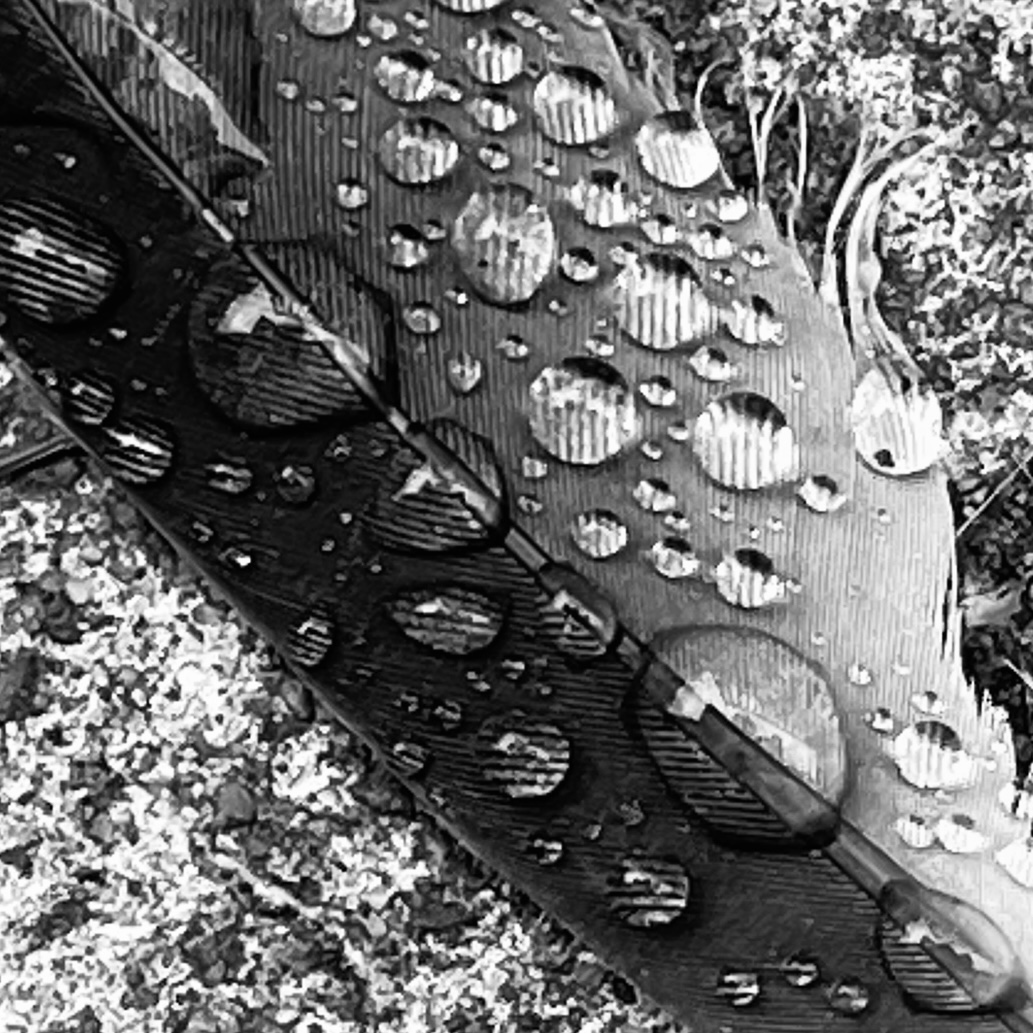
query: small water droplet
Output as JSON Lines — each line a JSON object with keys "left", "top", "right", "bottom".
{"left": 386, "top": 224, "right": 430, "bottom": 269}
{"left": 716, "top": 970, "right": 762, "bottom": 1007}
{"left": 848, "top": 662, "right": 873, "bottom": 686}
{"left": 572, "top": 509, "right": 628, "bottom": 559}
{"left": 570, "top": 4, "right": 606, "bottom": 28}
{"left": 304, "top": 96, "right": 327, "bottom": 115}
{"left": 100, "top": 419, "right": 175, "bottom": 486}
{"left": 891, "top": 720, "right": 977, "bottom": 791}
{"left": 465, "top": 26, "right": 525, "bottom": 84}
{"left": 219, "top": 545, "right": 254, "bottom": 571}
{"left": 431, "top": 699, "right": 464, "bottom": 732}
{"left": 331, "top": 87, "right": 360, "bottom": 113}
{"left": 610, "top": 855, "right": 690, "bottom": 927}
{"left": 710, "top": 265, "right": 737, "bottom": 288}
{"left": 477, "top": 142, "right": 511, "bottom": 171}
{"left": 375, "top": 50, "right": 436, "bottom": 104}
{"left": 63, "top": 372, "right": 116, "bottom": 426}
{"left": 286, "top": 604, "right": 335, "bottom": 667}
{"left": 639, "top": 375, "right": 677, "bottom": 407}
{"left": 325, "top": 433, "right": 352, "bottom": 461}
{"left": 335, "top": 179, "right": 369, "bottom": 210}
{"left": 444, "top": 286, "right": 469, "bottom": 307}
{"left": 713, "top": 190, "right": 749, "bottom": 223}
{"left": 466, "top": 92, "right": 520, "bottom": 133}
{"left": 725, "top": 294, "right": 786, "bottom": 348}
{"left": 741, "top": 241, "right": 771, "bottom": 269}
{"left": 203, "top": 459, "right": 254, "bottom": 495}
{"left": 650, "top": 537, "right": 701, "bottom": 579}
{"left": 390, "top": 740, "right": 431, "bottom": 778}
{"left": 686, "top": 222, "right": 736, "bottom": 261}
{"left": 868, "top": 706, "right": 895, "bottom": 734}
{"left": 827, "top": 979, "right": 870, "bottom": 1016}
{"left": 935, "top": 813, "right": 989, "bottom": 854}
{"left": 640, "top": 440, "right": 664, "bottom": 461}
{"left": 584, "top": 334, "right": 615, "bottom": 358}
{"left": 568, "top": 170, "right": 638, "bottom": 228}
{"left": 517, "top": 493, "right": 543, "bottom": 516}
{"left": 367, "top": 13, "right": 398, "bottom": 39}
{"left": 275, "top": 464, "right": 317, "bottom": 505}
{"left": 895, "top": 813, "right": 937, "bottom": 848}
{"left": 422, "top": 219, "right": 446, "bottom": 242}
{"left": 521, "top": 456, "right": 549, "bottom": 479}
{"left": 780, "top": 954, "right": 821, "bottom": 988}
{"left": 447, "top": 352, "right": 483, "bottom": 394}
{"left": 558, "top": 247, "right": 599, "bottom": 284}
{"left": 547, "top": 298, "right": 571, "bottom": 317}
{"left": 688, "top": 345, "right": 735, "bottom": 383}
{"left": 633, "top": 478, "right": 677, "bottom": 514}
{"left": 526, "top": 834, "right": 564, "bottom": 865}
{"left": 496, "top": 333, "right": 530, "bottom": 360}
{"left": 275, "top": 79, "right": 302, "bottom": 101}
{"left": 911, "top": 689, "right": 943, "bottom": 715}
{"left": 798, "top": 474, "right": 846, "bottom": 514}
{"left": 640, "top": 213, "right": 680, "bottom": 245}
{"left": 402, "top": 302, "right": 442, "bottom": 335}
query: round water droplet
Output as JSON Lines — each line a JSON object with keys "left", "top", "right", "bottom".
{"left": 641, "top": 213, "right": 680, "bottom": 246}
{"left": 526, "top": 833, "right": 564, "bottom": 865}
{"left": 895, "top": 813, "right": 936, "bottom": 848}
{"left": 466, "top": 92, "right": 520, "bottom": 133}
{"left": 203, "top": 459, "right": 253, "bottom": 495}
{"left": 444, "top": 286, "right": 469, "bottom": 307}
{"left": 533, "top": 65, "right": 618, "bottom": 145}
{"left": 827, "top": 979, "right": 871, "bottom": 1015}
{"left": 633, "top": 477, "right": 677, "bottom": 513}
{"left": 379, "top": 117, "right": 460, "bottom": 184}
{"left": 686, "top": 223, "right": 735, "bottom": 261}
{"left": 912, "top": 689, "right": 943, "bottom": 715}
{"left": 613, "top": 252, "right": 714, "bottom": 351}
{"left": 100, "top": 418, "right": 175, "bottom": 486}
{"left": 608, "top": 854, "right": 690, "bottom": 927}
{"left": 275, "top": 79, "right": 301, "bottom": 101}
{"left": 335, "top": 179, "right": 369, "bottom": 210}
{"left": 798, "top": 474, "right": 846, "bottom": 513}
{"left": 935, "top": 814, "right": 989, "bottom": 854}
{"left": 520, "top": 456, "right": 549, "bottom": 479}
{"left": 741, "top": 242, "right": 771, "bottom": 269}
{"left": 716, "top": 970, "right": 762, "bottom": 1007}
{"left": 650, "top": 537, "right": 700, "bottom": 578}
{"left": 640, "top": 440, "right": 664, "bottom": 461}
{"left": 275, "top": 464, "right": 317, "bottom": 505}
{"left": 387, "top": 586, "right": 505, "bottom": 654}
{"left": 386, "top": 224, "right": 430, "bottom": 269}
{"left": 464, "top": 27, "right": 524, "bottom": 83}
{"left": 0, "top": 197, "right": 125, "bottom": 325}
{"left": 496, "top": 333, "right": 530, "bottom": 361}
{"left": 452, "top": 184, "right": 555, "bottom": 303}
{"left": 375, "top": 51, "right": 436, "bottom": 104}
{"left": 891, "top": 721, "right": 978, "bottom": 791}
{"left": 687, "top": 345, "right": 734, "bottom": 383}
{"left": 725, "top": 294, "right": 785, "bottom": 347}
{"left": 63, "top": 371, "right": 116, "bottom": 426}
{"left": 868, "top": 706, "right": 895, "bottom": 734}
{"left": 568, "top": 170, "right": 638, "bottom": 228}
{"left": 714, "top": 548, "right": 786, "bottom": 609}
{"left": 639, "top": 375, "right": 676, "bottom": 407}
{"left": 292, "top": 0, "right": 356, "bottom": 36}
{"left": 693, "top": 392, "right": 798, "bottom": 490}
{"left": 219, "top": 544, "right": 254, "bottom": 571}
{"left": 713, "top": 190, "right": 749, "bottom": 223}
{"left": 572, "top": 509, "right": 628, "bottom": 559}
{"left": 558, "top": 246, "right": 599, "bottom": 284}
{"left": 479, "top": 713, "right": 571, "bottom": 798}
{"left": 447, "top": 352, "right": 483, "bottom": 394}
{"left": 636, "top": 111, "right": 721, "bottom": 189}
{"left": 780, "top": 953, "right": 821, "bottom": 988}
{"left": 528, "top": 357, "right": 639, "bottom": 465}
{"left": 402, "top": 302, "right": 442, "bottom": 335}
{"left": 286, "top": 603, "right": 335, "bottom": 667}
{"left": 477, "top": 142, "right": 511, "bottom": 171}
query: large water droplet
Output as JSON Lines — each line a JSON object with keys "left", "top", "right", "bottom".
{"left": 714, "top": 548, "right": 787, "bottom": 609}
{"left": 63, "top": 371, "right": 116, "bottom": 426}
{"left": 99, "top": 418, "right": 175, "bottom": 486}
{"left": 379, "top": 118, "right": 460, "bottom": 184}
{"left": 612, "top": 252, "right": 714, "bottom": 351}
{"left": 386, "top": 224, "right": 430, "bottom": 269}
{"left": 0, "top": 197, "right": 125, "bottom": 325}
{"left": 285, "top": 603, "right": 335, "bottom": 667}
{"left": 891, "top": 721, "right": 978, "bottom": 790}
{"left": 387, "top": 586, "right": 505, "bottom": 654}
{"left": 402, "top": 302, "right": 442, "bottom": 335}
{"left": 466, "top": 92, "right": 520, "bottom": 133}
{"left": 571, "top": 509, "right": 628, "bottom": 559}
{"left": 693, "top": 392, "right": 799, "bottom": 490}
{"left": 935, "top": 814, "right": 989, "bottom": 854}
{"left": 452, "top": 184, "right": 555, "bottom": 304}
{"left": 479, "top": 713, "right": 571, "bottom": 798}
{"left": 528, "top": 357, "right": 639, "bottom": 465}
{"left": 636, "top": 112, "right": 721, "bottom": 190}
{"left": 375, "top": 51, "right": 436, "bottom": 104}
{"left": 568, "top": 170, "right": 638, "bottom": 228}
{"left": 464, "top": 27, "right": 524, "bottom": 84}
{"left": 203, "top": 458, "right": 253, "bottom": 495}
{"left": 533, "top": 66, "right": 618, "bottom": 145}
{"left": 292, "top": 0, "right": 356, "bottom": 36}
{"left": 608, "top": 854, "right": 690, "bottom": 927}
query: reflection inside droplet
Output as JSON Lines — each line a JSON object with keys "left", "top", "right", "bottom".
{"left": 379, "top": 117, "right": 460, "bottom": 184}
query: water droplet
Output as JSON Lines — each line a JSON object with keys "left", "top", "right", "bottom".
{"left": 609, "top": 854, "right": 690, "bottom": 927}
{"left": 686, "top": 345, "right": 734, "bottom": 383}
{"left": 331, "top": 87, "right": 360, "bottom": 113}
{"left": 466, "top": 92, "right": 520, "bottom": 133}
{"left": 780, "top": 954, "right": 821, "bottom": 988}
{"left": 479, "top": 714, "right": 571, "bottom": 798}
{"left": 422, "top": 219, "right": 447, "bottom": 242}
{"left": 437, "top": 0, "right": 507, "bottom": 11}
{"left": 572, "top": 509, "right": 628, "bottom": 559}
{"left": 848, "top": 662, "right": 873, "bottom": 686}
{"left": 529, "top": 357, "right": 639, "bottom": 465}
{"left": 286, "top": 604, "right": 335, "bottom": 667}
{"left": 387, "top": 587, "right": 504, "bottom": 655}
{"left": 636, "top": 111, "right": 721, "bottom": 189}
{"left": 447, "top": 352, "right": 483, "bottom": 394}
{"left": 275, "top": 79, "right": 301, "bottom": 101}
{"left": 895, "top": 813, "right": 937, "bottom": 848}
{"left": 741, "top": 242, "right": 770, "bottom": 269}
{"left": 452, "top": 184, "right": 555, "bottom": 303}
{"left": 100, "top": 418, "right": 175, "bottom": 486}
{"left": 386, "top": 224, "right": 430, "bottom": 269}
{"left": 367, "top": 13, "right": 398, "bottom": 39}
{"left": 521, "top": 455, "right": 549, "bottom": 479}
{"left": 444, "top": 286, "right": 469, "bottom": 307}
{"left": 640, "top": 213, "right": 680, "bottom": 246}
{"left": 533, "top": 65, "right": 618, "bottom": 145}
{"left": 868, "top": 706, "right": 895, "bottom": 734}
{"left": 219, "top": 544, "right": 254, "bottom": 571}
{"left": 798, "top": 475, "right": 846, "bottom": 513}
{"left": 570, "top": 4, "right": 606, "bottom": 28}
{"left": 477, "top": 142, "right": 511, "bottom": 171}
{"left": 693, "top": 392, "right": 798, "bottom": 490}
{"left": 516, "top": 492, "right": 543, "bottom": 515}
{"left": 275, "top": 464, "right": 317, "bottom": 505}
{"left": 526, "top": 834, "right": 564, "bottom": 865}
{"left": 375, "top": 51, "right": 436, "bottom": 104}
{"left": 716, "top": 970, "right": 762, "bottom": 1007}
{"left": 390, "top": 740, "right": 431, "bottom": 778}
{"left": 568, "top": 170, "right": 638, "bottom": 228}
{"left": 911, "top": 689, "right": 944, "bottom": 715}
{"left": 995, "top": 836, "right": 1033, "bottom": 887}
{"left": 935, "top": 814, "right": 989, "bottom": 854}
{"left": 663, "top": 512, "right": 692, "bottom": 537}
{"left": 464, "top": 26, "right": 524, "bottom": 83}
{"left": 891, "top": 721, "right": 978, "bottom": 791}
{"left": 686, "top": 223, "right": 735, "bottom": 261}
{"left": 584, "top": 334, "right": 615, "bottom": 358}
{"left": 1000, "top": 781, "right": 1033, "bottom": 821}
{"left": 558, "top": 246, "right": 599, "bottom": 284}
{"left": 431, "top": 699, "right": 463, "bottom": 733}
{"left": 496, "top": 333, "right": 530, "bottom": 360}
{"left": 650, "top": 537, "right": 701, "bottom": 579}
{"left": 827, "top": 979, "right": 871, "bottom": 1016}
{"left": 613, "top": 252, "right": 714, "bottom": 352}
{"left": 666, "top": 420, "right": 691, "bottom": 443}
{"left": 547, "top": 297, "right": 570, "bottom": 317}
{"left": 292, "top": 0, "right": 357, "bottom": 36}
{"left": 638, "top": 440, "right": 662, "bottom": 461}
{"left": 334, "top": 179, "right": 370, "bottom": 210}
{"left": 713, "top": 190, "right": 749, "bottom": 223}
{"left": 379, "top": 117, "right": 460, "bottom": 184}
{"left": 639, "top": 375, "right": 676, "bottom": 408}
{"left": 63, "top": 372, "right": 116, "bottom": 426}
{"left": 714, "top": 548, "right": 787, "bottom": 609}
{"left": 0, "top": 198, "right": 126, "bottom": 325}
{"left": 402, "top": 302, "right": 442, "bottom": 335}
{"left": 710, "top": 265, "right": 737, "bottom": 288}
{"left": 203, "top": 459, "right": 253, "bottom": 495}
{"left": 325, "top": 433, "right": 352, "bottom": 461}
{"left": 405, "top": 10, "right": 430, "bottom": 29}
{"left": 725, "top": 294, "right": 785, "bottom": 347}
{"left": 305, "top": 96, "right": 327, "bottom": 115}
{"left": 633, "top": 477, "right": 677, "bottom": 514}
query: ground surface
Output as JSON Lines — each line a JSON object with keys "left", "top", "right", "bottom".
{"left": 2, "top": 1, "right": 1033, "bottom": 1031}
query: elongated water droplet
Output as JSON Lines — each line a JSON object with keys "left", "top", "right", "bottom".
{"left": 387, "top": 586, "right": 505, "bottom": 654}
{"left": 780, "top": 954, "right": 821, "bottom": 988}
{"left": 204, "top": 459, "right": 253, "bottom": 495}
{"left": 935, "top": 814, "right": 989, "bottom": 854}
{"left": 100, "top": 418, "right": 175, "bottom": 485}
{"left": 633, "top": 477, "right": 677, "bottom": 513}
{"left": 496, "top": 333, "right": 530, "bottom": 360}
{"left": 650, "top": 537, "right": 700, "bottom": 578}
{"left": 526, "top": 834, "right": 564, "bottom": 865}
{"left": 636, "top": 111, "right": 721, "bottom": 189}
{"left": 533, "top": 65, "right": 618, "bottom": 145}
{"left": 436, "top": 0, "right": 508, "bottom": 11}
{"left": 827, "top": 979, "right": 870, "bottom": 1015}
